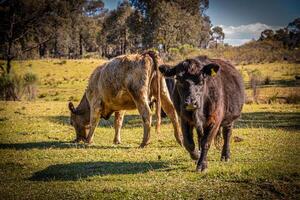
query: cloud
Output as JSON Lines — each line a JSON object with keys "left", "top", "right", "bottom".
{"left": 218, "top": 23, "right": 282, "bottom": 46}
{"left": 223, "top": 39, "right": 253, "bottom": 46}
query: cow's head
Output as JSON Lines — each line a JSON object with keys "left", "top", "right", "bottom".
{"left": 68, "top": 102, "right": 90, "bottom": 142}
{"left": 159, "top": 59, "right": 220, "bottom": 112}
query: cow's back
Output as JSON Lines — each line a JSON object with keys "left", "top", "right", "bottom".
{"left": 87, "top": 54, "right": 153, "bottom": 111}
{"left": 212, "top": 59, "right": 244, "bottom": 124}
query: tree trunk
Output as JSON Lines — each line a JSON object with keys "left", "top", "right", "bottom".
{"left": 6, "top": 57, "right": 12, "bottom": 74}
{"left": 6, "top": 39, "right": 13, "bottom": 74}
{"left": 79, "top": 33, "right": 83, "bottom": 57}
{"left": 124, "top": 29, "right": 127, "bottom": 54}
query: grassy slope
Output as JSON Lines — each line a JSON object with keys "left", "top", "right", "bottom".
{"left": 0, "top": 59, "right": 299, "bottom": 199}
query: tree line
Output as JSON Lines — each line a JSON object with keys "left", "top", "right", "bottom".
{"left": 259, "top": 18, "right": 300, "bottom": 49}
{"left": 0, "top": 0, "right": 227, "bottom": 74}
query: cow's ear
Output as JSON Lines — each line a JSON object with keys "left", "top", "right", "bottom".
{"left": 159, "top": 65, "right": 176, "bottom": 77}
{"left": 68, "top": 102, "right": 76, "bottom": 114}
{"left": 202, "top": 63, "right": 220, "bottom": 77}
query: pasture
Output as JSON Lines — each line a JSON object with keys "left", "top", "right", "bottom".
{"left": 0, "top": 59, "right": 299, "bottom": 199}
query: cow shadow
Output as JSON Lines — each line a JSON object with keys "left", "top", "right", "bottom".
{"left": 47, "top": 111, "right": 300, "bottom": 130}
{"left": 0, "top": 141, "right": 132, "bottom": 150}
{"left": 29, "top": 161, "right": 169, "bottom": 181}
{"left": 236, "top": 112, "right": 300, "bottom": 130}
{"left": 47, "top": 114, "right": 170, "bottom": 128}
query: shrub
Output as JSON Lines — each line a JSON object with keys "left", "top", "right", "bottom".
{"left": 179, "top": 44, "right": 194, "bottom": 56}
{"left": 0, "top": 72, "right": 38, "bottom": 101}
{"left": 167, "top": 47, "right": 182, "bottom": 61}
{"left": 286, "top": 92, "right": 300, "bottom": 104}
{"left": 38, "top": 93, "right": 47, "bottom": 98}
{"left": 263, "top": 76, "right": 271, "bottom": 85}
{"left": 0, "top": 73, "right": 18, "bottom": 100}
{"left": 268, "top": 92, "right": 279, "bottom": 104}
{"left": 23, "top": 72, "right": 38, "bottom": 100}
{"left": 247, "top": 69, "right": 262, "bottom": 103}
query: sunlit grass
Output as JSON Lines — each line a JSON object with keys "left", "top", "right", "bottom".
{"left": 0, "top": 60, "right": 299, "bottom": 199}
{"left": 0, "top": 102, "right": 299, "bottom": 199}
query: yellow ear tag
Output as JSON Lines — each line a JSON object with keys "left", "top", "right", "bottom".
{"left": 211, "top": 68, "right": 217, "bottom": 76}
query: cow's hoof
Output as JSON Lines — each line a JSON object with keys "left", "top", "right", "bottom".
{"left": 83, "top": 138, "right": 93, "bottom": 144}
{"left": 190, "top": 152, "right": 200, "bottom": 161}
{"left": 196, "top": 162, "right": 207, "bottom": 172}
{"left": 72, "top": 138, "right": 81, "bottom": 143}
{"left": 113, "top": 140, "right": 121, "bottom": 145}
{"left": 139, "top": 143, "right": 148, "bottom": 148}
{"left": 221, "top": 156, "right": 230, "bottom": 162}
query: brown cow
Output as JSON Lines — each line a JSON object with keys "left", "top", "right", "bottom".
{"left": 159, "top": 56, "right": 244, "bottom": 172}
{"left": 68, "top": 51, "right": 183, "bottom": 147}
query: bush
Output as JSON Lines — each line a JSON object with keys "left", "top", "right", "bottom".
{"left": 286, "top": 92, "right": 300, "bottom": 104}
{"left": 263, "top": 76, "right": 271, "bottom": 85}
{"left": 0, "top": 74, "right": 18, "bottom": 100}
{"left": 23, "top": 72, "right": 38, "bottom": 100}
{"left": 247, "top": 69, "right": 262, "bottom": 103}
{"left": 0, "top": 72, "right": 38, "bottom": 101}
{"left": 23, "top": 72, "right": 37, "bottom": 85}
{"left": 167, "top": 47, "right": 182, "bottom": 61}
{"left": 179, "top": 44, "right": 194, "bottom": 56}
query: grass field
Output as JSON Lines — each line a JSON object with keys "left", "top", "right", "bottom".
{"left": 0, "top": 59, "right": 299, "bottom": 199}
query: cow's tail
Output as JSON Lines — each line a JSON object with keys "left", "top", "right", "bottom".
{"left": 144, "top": 50, "right": 161, "bottom": 134}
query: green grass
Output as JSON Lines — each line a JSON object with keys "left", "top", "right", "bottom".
{"left": 0, "top": 59, "right": 300, "bottom": 199}
{"left": 10, "top": 59, "right": 105, "bottom": 101}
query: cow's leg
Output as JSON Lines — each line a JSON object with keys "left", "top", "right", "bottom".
{"left": 182, "top": 121, "right": 199, "bottom": 160}
{"left": 135, "top": 100, "right": 152, "bottom": 148}
{"left": 197, "top": 123, "right": 220, "bottom": 172}
{"left": 160, "top": 91, "right": 183, "bottom": 146}
{"left": 85, "top": 99, "right": 101, "bottom": 144}
{"left": 196, "top": 127, "right": 203, "bottom": 151}
{"left": 221, "top": 123, "right": 233, "bottom": 161}
{"left": 128, "top": 85, "right": 152, "bottom": 148}
{"left": 113, "top": 111, "right": 125, "bottom": 144}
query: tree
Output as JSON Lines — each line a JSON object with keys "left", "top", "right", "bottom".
{"left": 0, "top": 0, "right": 55, "bottom": 73}
{"left": 0, "top": 0, "right": 90, "bottom": 73}
{"left": 126, "top": 9, "right": 144, "bottom": 52}
{"left": 258, "top": 18, "right": 300, "bottom": 49}
{"left": 130, "top": 0, "right": 212, "bottom": 50}
{"left": 99, "top": 1, "right": 134, "bottom": 57}
{"left": 259, "top": 29, "right": 274, "bottom": 41}
{"left": 211, "top": 26, "right": 225, "bottom": 48}
{"left": 287, "top": 18, "right": 300, "bottom": 49}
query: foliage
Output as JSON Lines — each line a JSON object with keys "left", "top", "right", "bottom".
{"left": 210, "top": 26, "right": 225, "bottom": 48}
{"left": 130, "top": 0, "right": 211, "bottom": 50}
{"left": 0, "top": 73, "right": 18, "bottom": 100}
{"left": 0, "top": 71, "right": 37, "bottom": 101}
{"left": 259, "top": 18, "right": 300, "bottom": 49}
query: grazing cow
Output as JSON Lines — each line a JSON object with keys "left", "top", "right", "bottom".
{"left": 159, "top": 56, "right": 244, "bottom": 171}
{"left": 68, "top": 94, "right": 126, "bottom": 144}
{"left": 68, "top": 51, "right": 183, "bottom": 147}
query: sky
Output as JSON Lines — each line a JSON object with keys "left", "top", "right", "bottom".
{"left": 103, "top": 0, "right": 300, "bottom": 46}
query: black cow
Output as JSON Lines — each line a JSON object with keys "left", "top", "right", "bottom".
{"left": 159, "top": 56, "right": 244, "bottom": 172}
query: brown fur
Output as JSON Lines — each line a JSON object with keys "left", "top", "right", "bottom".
{"left": 69, "top": 52, "right": 183, "bottom": 147}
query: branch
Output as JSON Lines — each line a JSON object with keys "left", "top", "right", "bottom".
{"left": 21, "top": 34, "right": 54, "bottom": 53}
{"left": 0, "top": 64, "right": 4, "bottom": 72}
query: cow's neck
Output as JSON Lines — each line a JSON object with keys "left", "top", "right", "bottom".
{"left": 76, "top": 93, "right": 90, "bottom": 114}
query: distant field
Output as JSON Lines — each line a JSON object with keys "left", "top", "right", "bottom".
{"left": 7, "top": 59, "right": 300, "bottom": 103}
{"left": 0, "top": 59, "right": 299, "bottom": 199}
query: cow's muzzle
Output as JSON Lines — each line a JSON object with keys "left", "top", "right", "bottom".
{"left": 184, "top": 103, "right": 197, "bottom": 111}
